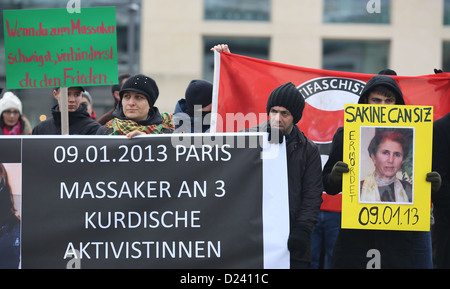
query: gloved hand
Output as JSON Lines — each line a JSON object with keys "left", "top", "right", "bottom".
{"left": 331, "top": 161, "right": 349, "bottom": 185}
{"left": 267, "top": 126, "right": 284, "bottom": 144}
{"left": 287, "top": 224, "right": 311, "bottom": 257}
{"left": 426, "top": 171, "right": 442, "bottom": 192}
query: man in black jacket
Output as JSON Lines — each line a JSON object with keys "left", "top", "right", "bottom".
{"left": 32, "top": 86, "right": 101, "bottom": 135}
{"left": 249, "top": 82, "right": 323, "bottom": 269}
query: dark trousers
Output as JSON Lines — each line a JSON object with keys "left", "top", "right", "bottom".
{"left": 432, "top": 208, "right": 450, "bottom": 269}
{"left": 331, "top": 229, "right": 414, "bottom": 269}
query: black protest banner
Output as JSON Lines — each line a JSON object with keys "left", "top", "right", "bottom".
{"left": 0, "top": 138, "right": 21, "bottom": 163}
{"left": 20, "top": 134, "right": 289, "bottom": 269}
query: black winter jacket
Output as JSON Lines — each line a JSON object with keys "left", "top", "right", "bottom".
{"left": 432, "top": 112, "right": 450, "bottom": 210}
{"left": 32, "top": 103, "right": 100, "bottom": 135}
{"left": 249, "top": 122, "right": 323, "bottom": 264}
{"left": 249, "top": 121, "right": 323, "bottom": 231}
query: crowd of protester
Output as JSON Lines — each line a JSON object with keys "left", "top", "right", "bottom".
{"left": 0, "top": 45, "right": 448, "bottom": 269}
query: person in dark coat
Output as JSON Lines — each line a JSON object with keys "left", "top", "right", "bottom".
{"left": 97, "top": 74, "right": 174, "bottom": 137}
{"left": 173, "top": 79, "right": 212, "bottom": 133}
{"left": 248, "top": 82, "right": 323, "bottom": 269}
{"left": 97, "top": 73, "right": 131, "bottom": 125}
{"left": 323, "top": 74, "right": 441, "bottom": 268}
{"left": 32, "top": 87, "right": 100, "bottom": 135}
{"left": 431, "top": 112, "right": 450, "bottom": 268}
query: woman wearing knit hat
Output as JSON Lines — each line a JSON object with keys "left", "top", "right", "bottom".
{"left": 97, "top": 74, "right": 174, "bottom": 138}
{"left": 0, "top": 91, "right": 32, "bottom": 135}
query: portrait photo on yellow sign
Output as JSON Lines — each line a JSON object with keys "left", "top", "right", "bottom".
{"left": 342, "top": 104, "right": 433, "bottom": 231}
{"left": 359, "top": 127, "right": 414, "bottom": 205}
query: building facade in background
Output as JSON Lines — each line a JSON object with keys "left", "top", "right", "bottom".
{"left": 1, "top": 0, "right": 450, "bottom": 127}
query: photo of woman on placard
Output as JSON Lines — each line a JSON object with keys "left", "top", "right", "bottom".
{"left": 360, "top": 127, "right": 414, "bottom": 204}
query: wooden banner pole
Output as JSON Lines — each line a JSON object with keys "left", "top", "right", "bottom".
{"left": 60, "top": 87, "right": 69, "bottom": 135}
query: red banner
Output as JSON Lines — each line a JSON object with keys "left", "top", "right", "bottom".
{"left": 212, "top": 52, "right": 450, "bottom": 143}
{"left": 212, "top": 52, "right": 450, "bottom": 212}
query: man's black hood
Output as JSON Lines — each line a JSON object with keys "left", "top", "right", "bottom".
{"left": 358, "top": 75, "right": 405, "bottom": 105}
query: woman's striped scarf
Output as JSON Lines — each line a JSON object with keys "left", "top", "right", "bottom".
{"left": 105, "top": 112, "right": 174, "bottom": 135}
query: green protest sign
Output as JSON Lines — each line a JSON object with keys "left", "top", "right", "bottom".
{"left": 3, "top": 7, "right": 118, "bottom": 90}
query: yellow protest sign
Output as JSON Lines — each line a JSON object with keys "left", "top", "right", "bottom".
{"left": 342, "top": 104, "right": 433, "bottom": 231}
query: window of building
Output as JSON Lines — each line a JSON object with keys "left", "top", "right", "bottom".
{"left": 445, "top": 0, "right": 450, "bottom": 25}
{"left": 443, "top": 42, "right": 450, "bottom": 72}
{"left": 322, "top": 40, "right": 390, "bottom": 74}
{"left": 204, "top": 0, "right": 270, "bottom": 21}
{"left": 323, "top": 0, "right": 390, "bottom": 24}
{"left": 203, "top": 37, "right": 270, "bottom": 82}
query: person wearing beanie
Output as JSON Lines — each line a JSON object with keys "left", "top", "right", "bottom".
{"left": 246, "top": 82, "right": 323, "bottom": 269}
{"left": 97, "top": 74, "right": 174, "bottom": 138}
{"left": 173, "top": 79, "right": 213, "bottom": 133}
{"left": 322, "top": 73, "right": 440, "bottom": 268}
{"left": 32, "top": 86, "right": 100, "bottom": 135}
{"left": 0, "top": 91, "right": 32, "bottom": 135}
{"left": 378, "top": 68, "right": 397, "bottom": 76}
{"left": 266, "top": 82, "right": 306, "bottom": 133}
